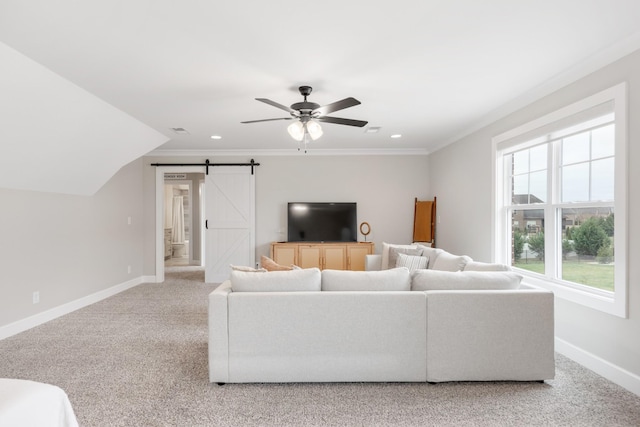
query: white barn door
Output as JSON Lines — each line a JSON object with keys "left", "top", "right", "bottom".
{"left": 204, "top": 166, "right": 255, "bottom": 283}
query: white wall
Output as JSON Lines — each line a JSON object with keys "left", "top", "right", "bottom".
{"left": 0, "top": 158, "right": 146, "bottom": 330}
{"left": 428, "top": 49, "right": 640, "bottom": 392}
{"left": 142, "top": 154, "right": 430, "bottom": 274}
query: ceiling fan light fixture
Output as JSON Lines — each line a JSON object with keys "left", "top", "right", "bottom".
{"left": 287, "top": 120, "right": 305, "bottom": 141}
{"left": 244, "top": 85, "right": 366, "bottom": 149}
{"left": 306, "top": 120, "right": 323, "bottom": 140}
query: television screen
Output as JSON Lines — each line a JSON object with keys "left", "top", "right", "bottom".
{"left": 287, "top": 202, "right": 357, "bottom": 242}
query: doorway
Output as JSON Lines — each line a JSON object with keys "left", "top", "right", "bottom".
{"left": 163, "top": 173, "right": 205, "bottom": 268}
{"left": 154, "top": 165, "right": 256, "bottom": 283}
{"left": 164, "top": 182, "right": 191, "bottom": 267}
{"left": 155, "top": 167, "right": 205, "bottom": 283}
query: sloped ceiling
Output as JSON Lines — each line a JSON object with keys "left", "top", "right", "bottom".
{"left": 1, "top": 1, "right": 640, "bottom": 194}
{"left": 0, "top": 42, "right": 168, "bottom": 195}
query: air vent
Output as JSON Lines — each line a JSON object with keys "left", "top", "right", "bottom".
{"left": 365, "top": 127, "right": 381, "bottom": 133}
{"left": 170, "top": 127, "right": 190, "bottom": 135}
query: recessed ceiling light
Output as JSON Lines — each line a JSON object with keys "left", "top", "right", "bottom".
{"left": 210, "top": 135, "right": 222, "bottom": 140}
{"left": 391, "top": 134, "right": 402, "bottom": 139}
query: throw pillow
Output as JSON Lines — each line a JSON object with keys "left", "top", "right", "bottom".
{"left": 230, "top": 264, "right": 267, "bottom": 273}
{"left": 396, "top": 253, "right": 428, "bottom": 271}
{"left": 381, "top": 242, "right": 419, "bottom": 270}
{"left": 430, "top": 251, "right": 472, "bottom": 272}
{"left": 260, "top": 255, "right": 294, "bottom": 271}
{"left": 464, "top": 261, "right": 511, "bottom": 271}
{"left": 411, "top": 269, "right": 523, "bottom": 291}
{"left": 388, "top": 247, "right": 423, "bottom": 269}
{"left": 321, "top": 267, "right": 411, "bottom": 291}
{"left": 416, "top": 245, "right": 445, "bottom": 268}
{"left": 231, "top": 268, "right": 322, "bottom": 292}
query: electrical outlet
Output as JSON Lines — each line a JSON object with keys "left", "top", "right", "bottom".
{"left": 127, "top": 265, "right": 132, "bottom": 274}
{"left": 127, "top": 216, "right": 132, "bottom": 225}
{"left": 32, "top": 291, "right": 40, "bottom": 304}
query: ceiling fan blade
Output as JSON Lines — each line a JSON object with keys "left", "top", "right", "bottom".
{"left": 317, "top": 116, "right": 368, "bottom": 127}
{"left": 241, "top": 117, "right": 293, "bottom": 124}
{"left": 313, "top": 97, "right": 361, "bottom": 116}
{"left": 256, "top": 98, "right": 297, "bottom": 114}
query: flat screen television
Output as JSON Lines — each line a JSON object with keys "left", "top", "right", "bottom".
{"left": 287, "top": 202, "right": 357, "bottom": 242}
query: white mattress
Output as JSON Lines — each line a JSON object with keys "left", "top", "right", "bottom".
{"left": 0, "top": 379, "right": 79, "bottom": 427}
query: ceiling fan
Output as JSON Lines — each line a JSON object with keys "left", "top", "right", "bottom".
{"left": 241, "top": 86, "right": 368, "bottom": 143}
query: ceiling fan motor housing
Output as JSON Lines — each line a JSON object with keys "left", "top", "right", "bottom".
{"left": 242, "top": 84, "right": 367, "bottom": 128}
{"left": 291, "top": 86, "right": 319, "bottom": 116}
{"left": 291, "top": 101, "right": 320, "bottom": 113}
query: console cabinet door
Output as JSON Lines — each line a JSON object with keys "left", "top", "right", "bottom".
{"left": 347, "top": 245, "right": 372, "bottom": 271}
{"left": 298, "top": 246, "right": 322, "bottom": 269}
{"left": 272, "top": 244, "right": 296, "bottom": 267}
{"left": 323, "top": 245, "right": 347, "bottom": 270}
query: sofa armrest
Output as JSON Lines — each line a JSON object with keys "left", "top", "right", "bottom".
{"left": 426, "top": 289, "right": 555, "bottom": 382}
{"left": 209, "top": 281, "right": 232, "bottom": 383}
{"left": 365, "top": 254, "right": 382, "bottom": 271}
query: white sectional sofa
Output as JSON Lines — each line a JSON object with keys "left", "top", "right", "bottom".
{"left": 208, "top": 246, "right": 555, "bottom": 384}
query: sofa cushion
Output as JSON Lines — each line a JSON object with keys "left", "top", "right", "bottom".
{"left": 430, "top": 252, "right": 472, "bottom": 272}
{"left": 416, "top": 245, "right": 445, "bottom": 269}
{"left": 322, "top": 267, "right": 411, "bottom": 291}
{"left": 396, "top": 253, "right": 428, "bottom": 271}
{"left": 260, "top": 255, "right": 294, "bottom": 271}
{"left": 381, "top": 243, "right": 419, "bottom": 270}
{"left": 411, "top": 270, "right": 523, "bottom": 291}
{"left": 231, "top": 268, "right": 321, "bottom": 292}
{"left": 464, "top": 261, "right": 511, "bottom": 271}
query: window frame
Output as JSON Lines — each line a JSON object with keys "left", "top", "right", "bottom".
{"left": 492, "top": 83, "right": 628, "bottom": 318}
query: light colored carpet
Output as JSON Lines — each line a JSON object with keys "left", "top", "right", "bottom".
{"left": 1, "top": 266, "right": 639, "bottom": 426}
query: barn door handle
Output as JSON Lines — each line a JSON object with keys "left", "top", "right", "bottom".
{"left": 205, "top": 220, "right": 208, "bottom": 229}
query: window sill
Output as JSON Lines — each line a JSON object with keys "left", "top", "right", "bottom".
{"left": 517, "top": 269, "right": 627, "bottom": 318}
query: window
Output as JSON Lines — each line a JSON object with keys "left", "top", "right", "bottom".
{"left": 493, "top": 83, "right": 627, "bottom": 317}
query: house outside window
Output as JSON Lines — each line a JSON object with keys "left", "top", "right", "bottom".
{"left": 493, "top": 83, "right": 627, "bottom": 318}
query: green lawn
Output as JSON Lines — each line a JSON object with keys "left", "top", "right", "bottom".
{"left": 514, "top": 259, "right": 614, "bottom": 292}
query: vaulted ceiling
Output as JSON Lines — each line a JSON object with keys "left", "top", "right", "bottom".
{"left": 1, "top": 1, "right": 640, "bottom": 193}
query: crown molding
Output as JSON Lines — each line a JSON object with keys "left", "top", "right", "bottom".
{"left": 145, "top": 147, "right": 431, "bottom": 157}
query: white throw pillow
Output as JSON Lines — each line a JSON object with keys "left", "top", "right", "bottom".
{"left": 231, "top": 268, "right": 321, "bottom": 292}
{"left": 416, "top": 245, "right": 445, "bottom": 268}
{"left": 430, "top": 251, "right": 472, "bottom": 272}
{"left": 411, "top": 269, "right": 523, "bottom": 291}
{"left": 321, "top": 267, "right": 411, "bottom": 291}
{"left": 381, "top": 242, "right": 418, "bottom": 270}
{"left": 396, "top": 253, "right": 428, "bottom": 271}
{"left": 230, "top": 264, "right": 267, "bottom": 272}
{"left": 464, "top": 261, "right": 511, "bottom": 271}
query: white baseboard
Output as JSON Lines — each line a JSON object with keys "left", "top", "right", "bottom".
{"left": 143, "top": 275, "right": 158, "bottom": 283}
{"left": 0, "top": 275, "right": 152, "bottom": 341}
{"left": 556, "top": 337, "right": 640, "bottom": 397}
